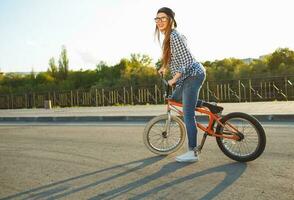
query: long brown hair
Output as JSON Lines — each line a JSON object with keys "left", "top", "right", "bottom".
{"left": 155, "top": 8, "right": 177, "bottom": 69}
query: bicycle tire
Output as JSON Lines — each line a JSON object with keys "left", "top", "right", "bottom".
{"left": 216, "top": 112, "right": 266, "bottom": 162}
{"left": 143, "top": 114, "right": 186, "bottom": 155}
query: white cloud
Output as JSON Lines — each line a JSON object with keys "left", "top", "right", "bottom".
{"left": 76, "top": 50, "right": 98, "bottom": 65}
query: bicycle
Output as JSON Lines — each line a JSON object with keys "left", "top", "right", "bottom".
{"left": 143, "top": 78, "right": 266, "bottom": 162}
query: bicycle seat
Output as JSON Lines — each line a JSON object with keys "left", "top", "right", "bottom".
{"left": 201, "top": 102, "right": 223, "bottom": 114}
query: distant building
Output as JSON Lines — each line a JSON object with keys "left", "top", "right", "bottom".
{"left": 259, "top": 54, "right": 270, "bottom": 60}
{"left": 241, "top": 58, "right": 254, "bottom": 64}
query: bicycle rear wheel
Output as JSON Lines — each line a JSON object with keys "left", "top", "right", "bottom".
{"left": 216, "top": 112, "right": 266, "bottom": 162}
{"left": 143, "top": 114, "right": 186, "bottom": 155}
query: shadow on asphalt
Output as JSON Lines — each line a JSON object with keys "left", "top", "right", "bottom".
{"left": 2, "top": 157, "right": 247, "bottom": 200}
{"left": 128, "top": 162, "right": 247, "bottom": 200}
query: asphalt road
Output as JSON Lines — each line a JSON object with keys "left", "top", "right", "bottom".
{"left": 0, "top": 123, "right": 293, "bottom": 200}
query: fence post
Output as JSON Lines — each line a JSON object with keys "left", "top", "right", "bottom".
{"left": 216, "top": 84, "right": 219, "bottom": 101}
{"left": 284, "top": 77, "right": 288, "bottom": 98}
{"left": 70, "top": 90, "right": 73, "bottom": 107}
{"left": 82, "top": 92, "right": 84, "bottom": 105}
{"left": 228, "top": 83, "right": 231, "bottom": 101}
{"left": 220, "top": 84, "right": 223, "bottom": 101}
{"left": 131, "top": 86, "right": 134, "bottom": 105}
{"left": 206, "top": 81, "right": 210, "bottom": 102}
{"left": 260, "top": 82, "right": 263, "bottom": 99}
{"left": 109, "top": 91, "right": 111, "bottom": 105}
{"left": 238, "top": 80, "right": 241, "bottom": 102}
{"left": 264, "top": 82, "right": 267, "bottom": 99}
{"left": 224, "top": 84, "right": 227, "bottom": 101}
{"left": 154, "top": 85, "right": 158, "bottom": 104}
{"left": 202, "top": 88, "right": 205, "bottom": 100}
{"left": 123, "top": 87, "right": 126, "bottom": 104}
{"left": 53, "top": 91, "right": 56, "bottom": 107}
{"left": 33, "top": 93, "right": 36, "bottom": 108}
{"left": 7, "top": 95, "right": 9, "bottom": 109}
{"left": 95, "top": 89, "right": 98, "bottom": 106}
{"left": 112, "top": 91, "right": 114, "bottom": 104}
{"left": 102, "top": 89, "right": 105, "bottom": 106}
{"left": 76, "top": 90, "right": 79, "bottom": 106}
{"left": 25, "top": 93, "right": 28, "bottom": 108}
{"left": 272, "top": 82, "right": 275, "bottom": 97}
{"left": 11, "top": 94, "right": 13, "bottom": 109}
{"left": 114, "top": 90, "right": 116, "bottom": 104}
{"left": 117, "top": 90, "right": 119, "bottom": 104}
{"left": 249, "top": 79, "right": 252, "bottom": 102}
{"left": 142, "top": 89, "right": 145, "bottom": 103}
{"left": 268, "top": 82, "right": 271, "bottom": 99}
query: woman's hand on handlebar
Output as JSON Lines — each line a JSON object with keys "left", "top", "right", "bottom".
{"left": 158, "top": 67, "right": 166, "bottom": 76}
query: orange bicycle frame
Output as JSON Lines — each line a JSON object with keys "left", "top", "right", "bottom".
{"left": 167, "top": 99, "right": 240, "bottom": 141}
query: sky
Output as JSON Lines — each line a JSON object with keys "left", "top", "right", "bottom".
{"left": 0, "top": 0, "right": 294, "bottom": 72}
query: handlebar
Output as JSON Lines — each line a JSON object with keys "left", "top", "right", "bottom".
{"left": 160, "top": 74, "right": 168, "bottom": 86}
{"left": 160, "top": 73, "right": 170, "bottom": 99}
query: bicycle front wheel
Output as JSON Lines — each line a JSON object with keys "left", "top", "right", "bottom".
{"left": 143, "top": 114, "right": 186, "bottom": 155}
{"left": 216, "top": 112, "right": 266, "bottom": 162}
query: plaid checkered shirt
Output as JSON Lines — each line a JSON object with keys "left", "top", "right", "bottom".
{"left": 169, "top": 29, "right": 205, "bottom": 87}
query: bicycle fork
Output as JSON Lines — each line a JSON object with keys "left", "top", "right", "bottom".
{"left": 164, "top": 111, "right": 172, "bottom": 134}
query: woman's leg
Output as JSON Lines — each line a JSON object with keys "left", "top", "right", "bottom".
{"left": 182, "top": 74, "right": 205, "bottom": 149}
{"left": 171, "top": 86, "right": 203, "bottom": 107}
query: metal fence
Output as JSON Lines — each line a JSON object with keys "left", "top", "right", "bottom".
{"left": 0, "top": 76, "right": 293, "bottom": 109}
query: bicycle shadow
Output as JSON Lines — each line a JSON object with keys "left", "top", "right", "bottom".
{"left": 1, "top": 156, "right": 164, "bottom": 200}
{"left": 89, "top": 161, "right": 192, "bottom": 200}
{"left": 2, "top": 157, "right": 247, "bottom": 200}
{"left": 89, "top": 161, "right": 247, "bottom": 200}
{"left": 129, "top": 162, "right": 247, "bottom": 200}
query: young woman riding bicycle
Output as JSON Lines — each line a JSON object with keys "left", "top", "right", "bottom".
{"left": 155, "top": 7, "right": 221, "bottom": 162}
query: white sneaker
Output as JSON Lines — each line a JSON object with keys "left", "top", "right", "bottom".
{"left": 175, "top": 150, "right": 199, "bottom": 163}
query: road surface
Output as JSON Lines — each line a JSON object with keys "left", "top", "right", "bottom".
{"left": 0, "top": 123, "right": 293, "bottom": 199}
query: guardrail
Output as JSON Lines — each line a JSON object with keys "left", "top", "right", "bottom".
{"left": 0, "top": 76, "right": 293, "bottom": 109}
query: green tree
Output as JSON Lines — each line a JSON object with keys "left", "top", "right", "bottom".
{"left": 36, "top": 72, "right": 54, "bottom": 84}
{"left": 250, "top": 59, "right": 269, "bottom": 77}
{"left": 48, "top": 57, "right": 58, "bottom": 80}
{"left": 58, "top": 45, "right": 69, "bottom": 80}
{"left": 266, "top": 48, "right": 294, "bottom": 75}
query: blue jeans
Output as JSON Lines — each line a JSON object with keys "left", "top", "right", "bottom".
{"left": 171, "top": 73, "right": 206, "bottom": 149}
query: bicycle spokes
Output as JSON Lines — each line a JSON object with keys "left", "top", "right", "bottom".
{"left": 220, "top": 118, "right": 260, "bottom": 157}
{"left": 148, "top": 119, "right": 182, "bottom": 152}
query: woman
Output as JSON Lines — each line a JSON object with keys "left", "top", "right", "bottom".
{"left": 155, "top": 7, "right": 216, "bottom": 162}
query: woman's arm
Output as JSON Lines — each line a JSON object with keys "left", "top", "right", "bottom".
{"left": 168, "top": 72, "right": 182, "bottom": 86}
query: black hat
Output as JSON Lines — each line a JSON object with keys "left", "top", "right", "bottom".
{"left": 157, "top": 7, "right": 177, "bottom": 28}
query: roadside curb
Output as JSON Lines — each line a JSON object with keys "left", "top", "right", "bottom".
{"left": 0, "top": 114, "right": 293, "bottom": 123}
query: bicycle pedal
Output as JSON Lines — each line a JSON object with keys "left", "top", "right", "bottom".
{"left": 193, "top": 147, "right": 201, "bottom": 155}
